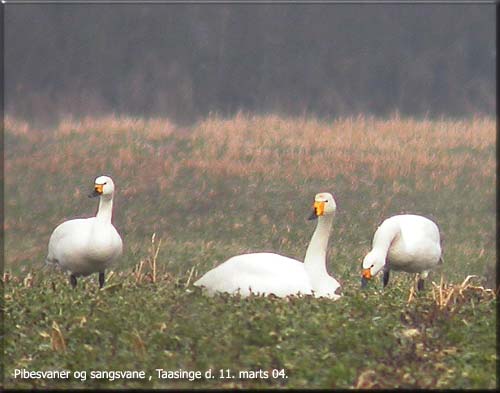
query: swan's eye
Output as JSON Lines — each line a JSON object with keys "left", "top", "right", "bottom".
{"left": 370, "top": 264, "right": 374, "bottom": 268}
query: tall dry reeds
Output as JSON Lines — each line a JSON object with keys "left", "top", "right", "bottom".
{"left": 186, "top": 113, "right": 495, "bottom": 191}
{"left": 6, "top": 113, "right": 494, "bottom": 193}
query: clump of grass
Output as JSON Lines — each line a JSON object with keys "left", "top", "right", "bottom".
{"left": 430, "top": 275, "right": 497, "bottom": 310}
{"left": 50, "top": 321, "right": 67, "bottom": 353}
{"left": 133, "top": 233, "right": 163, "bottom": 284}
{"left": 405, "top": 275, "right": 497, "bottom": 326}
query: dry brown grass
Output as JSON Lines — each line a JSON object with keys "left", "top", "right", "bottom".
{"left": 430, "top": 275, "right": 497, "bottom": 309}
{"left": 186, "top": 113, "right": 494, "bottom": 190}
{"left": 133, "top": 233, "right": 163, "bottom": 284}
{"left": 57, "top": 115, "right": 178, "bottom": 138}
{"left": 6, "top": 113, "right": 495, "bottom": 194}
{"left": 407, "top": 274, "right": 497, "bottom": 308}
{"left": 50, "top": 321, "right": 67, "bottom": 353}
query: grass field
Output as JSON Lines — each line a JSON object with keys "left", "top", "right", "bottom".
{"left": 3, "top": 114, "right": 497, "bottom": 388}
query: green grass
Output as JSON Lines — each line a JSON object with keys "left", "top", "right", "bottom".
{"left": 3, "top": 272, "right": 496, "bottom": 389}
{"left": 3, "top": 114, "right": 496, "bottom": 388}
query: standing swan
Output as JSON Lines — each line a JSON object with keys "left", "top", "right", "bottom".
{"left": 361, "top": 214, "right": 442, "bottom": 290}
{"left": 46, "top": 175, "right": 123, "bottom": 288}
{"left": 194, "top": 192, "right": 341, "bottom": 299}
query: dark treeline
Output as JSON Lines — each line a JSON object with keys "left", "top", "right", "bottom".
{"left": 5, "top": 4, "right": 495, "bottom": 124}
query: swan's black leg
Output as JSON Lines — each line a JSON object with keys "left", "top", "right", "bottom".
{"left": 417, "top": 278, "right": 425, "bottom": 291}
{"left": 382, "top": 261, "right": 390, "bottom": 288}
{"left": 99, "top": 271, "right": 105, "bottom": 288}
{"left": 70, "top": 274, "right": 77, "bottom": 288}
{"left": 383, "top": 269, "right": 390, "bottom": 288}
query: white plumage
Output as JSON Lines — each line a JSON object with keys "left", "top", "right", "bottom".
{"left": 194, "top": 192, "right": 341, "bottom": 299}
{"left": 46, "top": 175, "right": 123, "bottom": 288}
{"left": 361, "top": 214, "right": 442, "bottom": 290}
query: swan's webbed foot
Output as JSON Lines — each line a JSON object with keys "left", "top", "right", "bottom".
{"left": 70, "top": 274, "right": 77, "bottom": 288}
{"left": 99, "top": 271, "right": 105, "bottom": 288}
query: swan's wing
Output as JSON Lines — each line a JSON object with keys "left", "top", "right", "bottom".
{"left": 110, "top": 226, "right": 124, "bottom": 258}
{"left": 47, "top": 218, "right": 93, "bottom": 263}
{"left": 401, "top": 216, "right": 441, "bottom": 253}
{"left": 47, "top": 218, "right": 111, "bottom": 275}
{"left": 194, "top": 252, "right": 313, "bottom": 297}
{"left": 91, "top": 222, "right": 124, "bottom": 261}
{"left": 388, "top": 216, "right": 442, "bottom": 271}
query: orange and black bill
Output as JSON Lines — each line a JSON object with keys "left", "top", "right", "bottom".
{"left": 361, "top": 268, "right": 372, "bottom": 288}
{"left": 308, "top": 201, "right": 325, "bottom": 220}
{"left": 89, "top": 183, "right": 104, "bottom": 198}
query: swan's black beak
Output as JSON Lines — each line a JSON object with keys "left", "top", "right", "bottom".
{"left": 88, "top": 190, "right": 100, "bottom": 198}
{"left": 88, "top": 184, "right": 103, "bottom": 198}
{"left": 308, "top": 201, "right": 325, "bottom": 220}
{"left": 361, "top": 268, "right": 372, "bottom": 288}
{"left": 308, "top": 209, "right": 318, "bottom": 221}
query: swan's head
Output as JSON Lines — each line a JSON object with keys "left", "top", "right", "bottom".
{"left": 308, "top": 192, "right": 336, "bottom": 220}
{"left": 89, "top": 175, "right": 115, "bottom": 199}
{"left": 361, "top": 251, "right": 385, "bottom": 287}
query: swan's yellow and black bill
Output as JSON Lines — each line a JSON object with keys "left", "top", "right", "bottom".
{"left": 89, "top": 183, "right": 104, "bottom": 198}
{"left": 361, "top": 268, "right": 372, "bottom": 288}
{"left": 308, "top": 201, "right": 325, "bottom": 220}
{"left": 360, "top": 268, "right": 372, "bottom": 288}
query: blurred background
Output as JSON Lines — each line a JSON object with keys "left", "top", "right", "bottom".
{"left": 5, "top": 3, "right": 495, "bottom": 125}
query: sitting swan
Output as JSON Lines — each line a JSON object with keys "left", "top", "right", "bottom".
{"left": 361, "top": 214, "right": 443, "bottom": 291}
{"left": 194, "top": 192, "right": 341, "bottom": 299}
{"left": 46, "top": 175, "right": 123, "bottom": 288}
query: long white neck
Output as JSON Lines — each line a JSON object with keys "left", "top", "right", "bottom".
{"left": 304, "top": 214, "right": 333, "bottom": 281}
{"left": 371, "top": 221, "right": 401, "bottom": 259}
{"left": 96, "top": 196, "right": 113, "bottom": 223}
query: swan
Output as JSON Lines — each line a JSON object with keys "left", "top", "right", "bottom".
{"left": 46, "top": 175, "right": 123, "bottom": 288}
{"left": 194, "top": 192, "right": 341, "bottom": 299}
{"left": 361, "top": 214, "right": 443, "bottom": 291}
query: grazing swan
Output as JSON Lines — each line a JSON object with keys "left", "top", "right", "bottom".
{"left": 46, "top": 175, "right": 123, "bottom": 288}
{"left": 361, "top": 214, "right": 442, "bottom": 290}
{"left": 194, "top": 192, "right": 341, "bottom": 299}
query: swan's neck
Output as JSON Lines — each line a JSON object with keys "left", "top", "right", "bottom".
{"left": 372, "top": 222, "right": 401, "bottom": 259}
{"left": 304, "top": 214, "right": 333, "bottom": 279}
{"left": 96, "top": 196, "right": 113, "bottom": 223}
